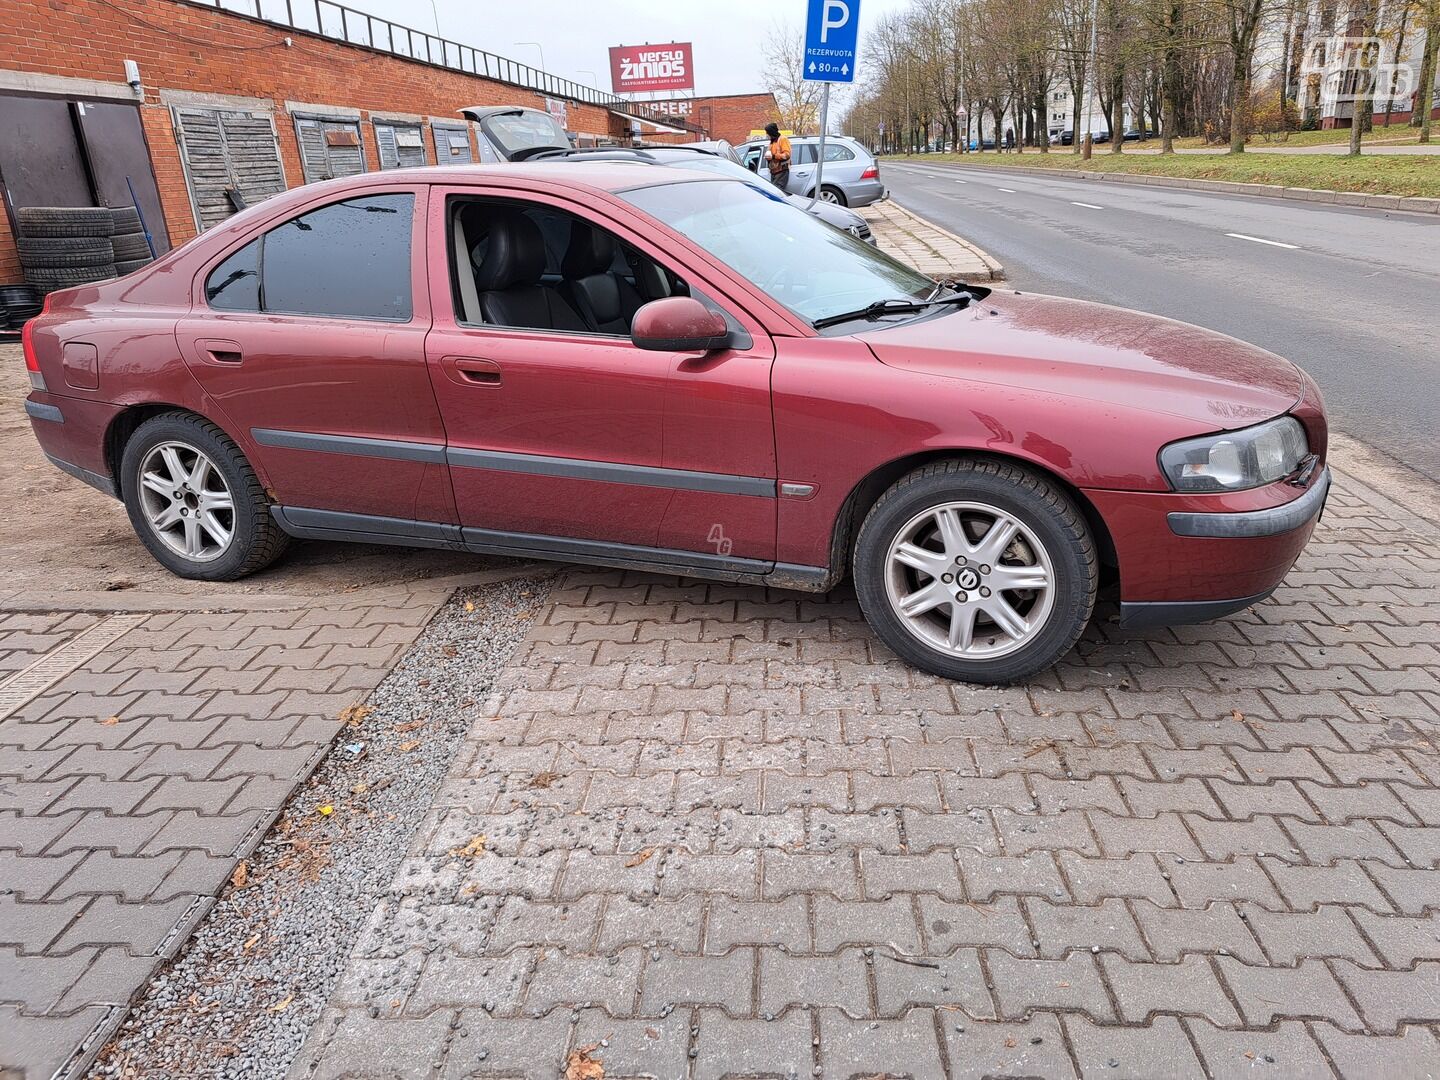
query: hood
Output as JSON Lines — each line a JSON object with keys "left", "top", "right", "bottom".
{"left": 859, "top": 291, "right": 1303, "bottom": 431}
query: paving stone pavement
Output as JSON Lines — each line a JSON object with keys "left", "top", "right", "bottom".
{"left": 0, "top": 588, "right": 463, "bottom": 1080}
{"left": 290, "top": 466, "right": 1440, "bottom": 1080}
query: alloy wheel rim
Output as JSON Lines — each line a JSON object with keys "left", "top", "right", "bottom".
{"left": 820, "top": 189, "right": 841, "bottom": 203}
{"left": 883, "top": 500, "right": 1056, "bottom": 660}
{"left": 137, "top": 441, "right": 235, "bottom": 562}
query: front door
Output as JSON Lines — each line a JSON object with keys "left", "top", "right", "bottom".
{"left": 423, "top": 186, "right": 778, "bottom": 565}
{"left": 177, "top": 185, "right": 452, "bottom": 525}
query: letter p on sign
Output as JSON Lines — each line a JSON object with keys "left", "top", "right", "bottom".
{"left": 821, "top": 0, "right": 849, "bottom": 41}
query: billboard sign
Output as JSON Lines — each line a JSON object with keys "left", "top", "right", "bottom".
{"left": 609, "top": 43, "right": 695, "bottom": 94}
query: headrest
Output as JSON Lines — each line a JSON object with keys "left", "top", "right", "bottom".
{"left": 471, "top": 211, "right": 546, "bottom": 291}
{"left": 562, "top": 220, "right": 618, "bottom": 278}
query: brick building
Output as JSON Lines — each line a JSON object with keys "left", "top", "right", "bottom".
{"left": 641, "top": 93, "right": 781, "bottom": 145}
{"left": 0, "top": 0, "right": 702, "bottom": 282}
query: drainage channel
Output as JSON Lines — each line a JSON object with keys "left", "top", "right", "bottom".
{"left": 0, "top": 613, "right": 151, "bottom": 721}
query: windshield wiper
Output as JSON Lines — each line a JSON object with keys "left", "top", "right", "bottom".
{"left": 812, "top": 291, "right": 972, "bottom": 330}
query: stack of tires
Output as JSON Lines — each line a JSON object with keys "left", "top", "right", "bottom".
{"left": 109, "top": 206, "right": 155, "bottom": 275}
{"left": 15, "top": 206, "right": 124, "bottom": 296}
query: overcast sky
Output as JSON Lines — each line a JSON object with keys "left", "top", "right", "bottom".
{"left": 341, "top": 0, "right": 910, "bottom": 98}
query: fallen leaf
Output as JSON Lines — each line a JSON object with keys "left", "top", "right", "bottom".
{"left": 1004, "top": 1037, "right": 1018, "bottom": 1048}
{"left": 394, "top": 719, "right": 425, "bottom": 733}
{"left": 268, "top": 994, "right": 294, "bottom": 1013}
{"left": 464, "top": 601, "right": 476, "bottom": 612}
{"left": 529, "top": 772, "right": 561, "bottom": 789}
{"left": 397, "top": 740, "right": 421, "bottom": 753}
{"left": 442, "top": 644, "right": 458, "bottom": 658}
{"left": 318, "top": 804, "right": 334, "bottom": 816}
{"left": 625, "top": 847, "right": 656, "bottom": 868}
{"left": 564, "top": 1043, "right": 604, "bottom": 1080}
{"left": 230, "top": 862, "right": 249, "bottom": 889}
{"left": 1231, "top": 708, "right": 1245, "bottom": 722}
{"left": 339, "top": 705, "right": 372, "bottom": 727}
{"left": 645, "top": 1027, "right": 659, "bottom": 1040}
{"left": 351, "top": 782, "right": 369, "bottom": 795}
{"left": 99, "top": 716, "right": 120, "bottom": 726}
{"left": 242, "top": 933, "right": 260, "bottom": 950}
{"left": 450, "top": 834, "right": 487, "bottom": 858}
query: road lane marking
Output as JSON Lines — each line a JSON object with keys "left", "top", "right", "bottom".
{"left": 997, "top": 187, "right": 1017, "bottom": 193}
{"left": 1226, "top": 232, "right": 1299, "bottom": 249}
{"left": 954, "top": 179, "right": 967, "bottom": 184}
{"left": 1071, "top": 201, "right": 1104, "bottom": 209}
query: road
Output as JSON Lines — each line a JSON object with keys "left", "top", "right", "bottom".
{"left": 883, "top": 160, "right": 1440, "bottom": 476}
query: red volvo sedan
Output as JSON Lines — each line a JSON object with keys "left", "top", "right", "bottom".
{"left": 22, "top": 164, "right": 1328, "bottom": 683}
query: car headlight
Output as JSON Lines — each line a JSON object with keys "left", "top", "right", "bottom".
{"left": 1159, "top": 416, "right": 1309, "bottom": 493}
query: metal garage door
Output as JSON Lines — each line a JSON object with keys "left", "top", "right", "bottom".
{"left": 431, "top": 123, "right": 475, "bottom": 163}
{"left": 373, "top": 121, "right": 428, "bottom": 168}
{"left": 294, "top": 117, "right": 366, "bottom": 182}
{"left": 172, "top": 106, "right": 286, "bottom": 231}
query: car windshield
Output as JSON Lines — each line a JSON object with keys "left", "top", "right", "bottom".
{"left": 621, "top": 179, "right": 931, "bottom": 325}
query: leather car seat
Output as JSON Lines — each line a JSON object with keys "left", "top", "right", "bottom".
{"left": 561, "top": 221, "right": 645, "bottom": 335}
{"left": 470, "top": 210, "right": 588, "bottom": 332}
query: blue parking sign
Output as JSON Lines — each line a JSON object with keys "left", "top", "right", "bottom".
{"left": 803, "top": 0, "right": 860, "bottom": 83}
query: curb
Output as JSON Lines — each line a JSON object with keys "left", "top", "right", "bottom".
{"left": 894, "top": 159, "right": 1440, "bottom": 214}
{"left": 883, "top": 199, "right": 1007, "bottom": 281}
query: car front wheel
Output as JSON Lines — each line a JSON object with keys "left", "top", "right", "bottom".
{"left": 853, "top": 459, "right": 1097, "bottom": 684}
{"left": 120, "top": 411, "right": 290, "bottom": 581}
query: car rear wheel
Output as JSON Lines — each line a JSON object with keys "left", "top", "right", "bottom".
{"left": 819, "top": 185, "right": 847, "bottom": 206}
{"left": 853, "top": 459, "right": 1097, "bottom": 684}
{"left": 120, "top": 412, "right": 289, "bottom": 581}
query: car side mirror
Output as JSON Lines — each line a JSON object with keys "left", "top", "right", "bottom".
{"left": 631, "top": 297, "right": 732, "bottom": 352}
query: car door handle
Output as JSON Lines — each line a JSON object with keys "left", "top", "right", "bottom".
{"left": 197, "top": 338, "right": 243, "bottom": 364}
{"left": 444, "top": 356, "right": 502, "bottom": 386}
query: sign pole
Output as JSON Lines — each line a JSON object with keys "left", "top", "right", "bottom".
{"left": 811, "top": 82, "right": 830, "bottom": 208}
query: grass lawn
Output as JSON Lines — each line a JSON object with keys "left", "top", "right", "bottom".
{"left": 1167, "top": 122, "right": 1424, "bottom": 150}
{"left": 898, "top": 149, "right": 1440, "bottom": 199}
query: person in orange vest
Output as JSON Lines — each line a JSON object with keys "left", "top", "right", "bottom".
{"left": 764, "top": 122, "right": 792, "bottom": 191}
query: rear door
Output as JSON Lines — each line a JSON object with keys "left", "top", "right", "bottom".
{"left": 177, "top": 184, "right": 452, "bottom": 525}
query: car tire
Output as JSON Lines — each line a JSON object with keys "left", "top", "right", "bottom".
{"left": 17, "top": 237, "right": 115, "bottom": 269}
{"left": 116, "top": 257, "right": 153, "bottom": 276}
{"left": 16, "top": 206, "right": 116, "bottom": 238}
{"left": 853, "top": 458, "right": 1097, "bottom": 685}
{"left": 109, "top": 206, "right": 143, "bottom": 234}
{"left": 111, "top": 233, "right": 151, "bottom": 261}
{"left": 120, "top": 412, "right": 290, "bottom": 581}
{"left": 819, "top": 185, "right": 847, "bottom": 206}
{"left": 24, "top": 265, "right": 118, "bottom": 292}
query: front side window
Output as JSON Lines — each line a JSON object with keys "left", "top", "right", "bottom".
{"left": 793, "top": 143, "right": 817, "bottom": 165}
{"left": 621, "top": 180, "right": 931, "bottom": 326}
{"left": 204, "top": 193, "right": 414, "bottom": 321}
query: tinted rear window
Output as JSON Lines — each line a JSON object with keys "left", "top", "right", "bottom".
{"left": 205, "top": 240, "right": 260, "bottom": 311}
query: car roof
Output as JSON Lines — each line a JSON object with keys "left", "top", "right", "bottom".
{"left": 303, "top": 161, "right": 718, "bottom": 195}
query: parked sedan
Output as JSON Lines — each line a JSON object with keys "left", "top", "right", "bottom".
{"left": 23, "top": 164, "right": 1329, "bottom": 683}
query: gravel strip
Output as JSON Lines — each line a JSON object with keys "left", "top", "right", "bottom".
{"left": 89, "top": 574, "right": 553, "bottom": 1079}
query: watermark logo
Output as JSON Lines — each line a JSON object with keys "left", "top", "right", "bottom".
{"left": 707, "top": 524, "right": 733, "bottom": 556}
{"left": 1301, "top": 36, "right": 1416, "bottom": 104}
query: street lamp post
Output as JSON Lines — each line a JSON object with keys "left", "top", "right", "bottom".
{"left": 577, "top": 69, "right": 599, "bottom": 87}
{"left": 514, "top": 41, "right": 547, "bottom": 73}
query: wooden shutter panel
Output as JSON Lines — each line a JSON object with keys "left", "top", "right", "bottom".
{"left": 173, "top": 106, "right": 284, "bottom": 232}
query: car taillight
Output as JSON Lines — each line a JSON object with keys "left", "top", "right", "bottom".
{"left": 860, "top": 166, "right": 879, "bottom": 179}
{"left": 22, "top": 294, "right": 50, "bottom": 387}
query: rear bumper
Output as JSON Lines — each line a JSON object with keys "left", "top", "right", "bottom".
{"left": 846, "top": 179, "right": 887, "bottom": 206}
{"left": 27, "top": 391, "right": 123, "bottom": 499}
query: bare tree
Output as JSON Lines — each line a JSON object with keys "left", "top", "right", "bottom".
{"left": 1413, "top": 0, "right": 1439, "bottom": 141}
{"left": 762, "top": 22, "right": 822, "bottom": 134}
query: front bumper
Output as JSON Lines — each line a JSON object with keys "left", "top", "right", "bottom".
{"left": 1168, "top": 469, "right": 1330, "bottom": 538}
{"left": 1087, "top": 467, "right": 1331, "bottom": 629}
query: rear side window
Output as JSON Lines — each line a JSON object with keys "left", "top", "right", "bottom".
{"left": 823, "top": 143, "right": 856, "bottom": 162}
{"left": 203, "top": 193, "right": 414, "bottom": 321}
{"left": 205, "top": 241, "right": 260, "bottom": 311}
